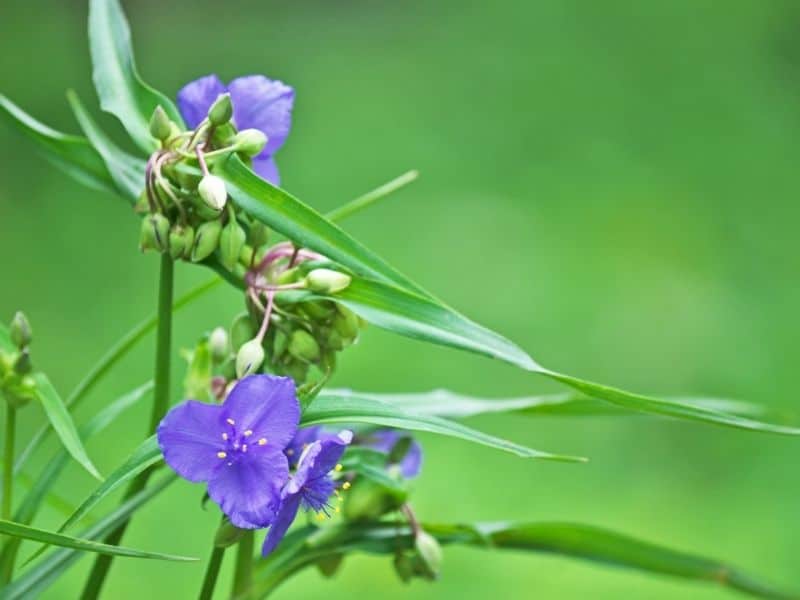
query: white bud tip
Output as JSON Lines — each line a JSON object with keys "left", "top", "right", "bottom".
{"left": 198, "top": 175, "right": 228, "bottom": 211}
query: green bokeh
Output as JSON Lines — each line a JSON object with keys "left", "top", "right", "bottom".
{"left": 2, "top": 1, "right": 799, "bottom": 598}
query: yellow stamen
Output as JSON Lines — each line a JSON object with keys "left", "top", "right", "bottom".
{"left": 226, "top": 418, "right": 235, "bottom": 425}
{"left": 217, "top": 451, "right": 227, "bottom": 459}
{"left": 221, "top": 433, "right": 228, "bottom": 440}
{"left": 334, "top": 506, "right": 341, "bottom": 514}
{"left": 316, "top": 512, "right": 326, "bottom": 521}
{"left": 342, "top": 481, "right": 351, "bottom": 490}
{"left": 244, "top": 430, "right": 253, "bottom": 437}
{"left": 258, "top": 438, "right": 267, "bottom": 446}
{"left": 334, "top": 464, "right": 343, "bottom": 472}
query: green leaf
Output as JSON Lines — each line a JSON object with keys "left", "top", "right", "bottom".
{"left": 0, "top": 519, "right": 194, "bottom": 563}
{"left": 326, "top": 170, "right": 418, "bottom": 223}
{"left": 0, "top": 94, "right": 115, "bottom": 192}
{"left": 32, "top": 373, "right": 101, "bottom": 480}
{"left": 0, "top": 323, "right": 12, "bottom": 352}
{"left": 88, "top": 0, "right": 184, "bottom": 152}
{"left": 330, "top": 389, "right": 767, "bottom": 419}
{"left": 302, "top": 393, "right": 584, "bottom": 462}
{"left": 340, "top": 448, "right": 406, "bottom": 493}
{"left": 14, "top": 277, "right": 221, "bottom": 476}
{"left": 66, "top": 89, "right": 146, "bottom": 200}
{"left": 3, "top": 475, "right": 177, "bottom": 600}
{"left": 220, "top": 155, "right": 433, "bottom": 299}
{"left": 182, "top": 337, "right": 213, "bottom": 402}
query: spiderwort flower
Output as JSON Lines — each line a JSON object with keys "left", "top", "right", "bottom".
{"left": 157, "top": 374, "right": 299, "bottom": 528}
{"left": 177, "top": 75, "right": 294, "bottom": 184}
{"left": 262, "top": 430, "right": 353, "bottom": 555}
{"left": 364, "top": 429, "right": 423, "bottom": 479}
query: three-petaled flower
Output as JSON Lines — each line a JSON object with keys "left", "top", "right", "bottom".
{"left": 157, "top": 374, "right": 299, "bottom": 529}
{"left": 177, "top": 74, "right": 294, "bottom": 185}
{"left": 365, "top": 429, "right": 423, "bottom": 479}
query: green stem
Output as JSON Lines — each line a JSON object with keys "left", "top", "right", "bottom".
{"left": 232, "top": 530, "right": 254, "bottom": 600}
{"left": 325, "top": 169, "right": 418, "bottom": 223}
{"left": 198, "top": 546, "right": 226, "bottom": 600}
{"left": 79, "top": 255, "right": 174, "bottom": 600}
{"left": 2, "top": 404, "right": 15, "bottom": 521}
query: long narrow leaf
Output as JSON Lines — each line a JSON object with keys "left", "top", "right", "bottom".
{"left": 0, "top": 519, "right": 194, "bottom": 563}
{"left": 0, "top": 94, "right": 115, "bottom": 192}
{"left": 88, "top": 0, "right": 184, "bottom": 151}
{"left": 326, "top": 170, "right": 418, "bottom": 222}
{"left": 0, "top": 323, "right": 12, "bottom": 352}
{"left": 32, "top": 374, "right": 101, "bottom": 480}
{"left": 302, "top": 393, "right": 584, "bottom": 462}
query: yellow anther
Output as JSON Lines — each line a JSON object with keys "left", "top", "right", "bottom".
{"left": 342, "top": 481, "right": 351, "bottom": 490}
{"left": 221, "top": 433, "right": 228, "bottom": 440}
{"left": 244, "top": 430, "right": 253, "bottom": 437}
{"left": 242, "top": 444, "right": 248, "bottom": 452}
{"left": 226, "top": 418, "right": 235, "bottom": 425}
{"left": 258, "top": 438, "right": 267, "bottom": 446}
{"left": 316, "top": 512, "right": 326, "bottom": 521}
{"left": 217, "top": 451, "right": 227, "bottom": 459}
{"left": 334, "top": 506, "right": 341, "bottom": 514}
{"left": 334, "top": 464, "right": 343, "bottom": 472}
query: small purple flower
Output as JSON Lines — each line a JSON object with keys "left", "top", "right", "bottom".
{"left": 177, "top": 74, "right": 294, "bottom": 185}
{"left": 284, "top": 426, "right": 342, "bottom": 468}
{"left": 364, "top": 429, "right": 423, "bottom": 479}
{"left": 262, "top": 430, "right": 352, "bottom": 556}
{"left": 157, "top": 375, "right": 299, "bottom": 529}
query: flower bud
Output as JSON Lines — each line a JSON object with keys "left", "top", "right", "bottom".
{"left": 209, "top": 327, "right": 229, "bottom": 364}
{"left": 134, "top": 190, "right": 149, "bottom": 214}
{"left": 305, "top": 269, "right": 352, "bottom": 294}
{"left": 139, "top": 213, "right": 171, "bottom": 253}
{"left": 271, "top": 329, "right": 288, "bottom": 358}
{"left": 316, "top": 554, "right": 344, "bottom": 578}
{"left": 393, "top": 552, "right": 415, "bottom": 583}
{"left": 198, "top": 174, "right": 227, "bottom": 211}
{"left": 148, "top": 105, "right": 172, "bottom": 141}
{"left": 302, "top": 301, "right": 335, "bottom": 321}
{"left": 220, "top": 217, "right": 246, "bottom": 271}
{"left": 282, "top": 358, "right": 309, "bottom": 384}
{"left": 236, "top": 339, "right": 265, "bottom": 378}
{"left": 208, "top": 93, "right": 233, "bottom": 126}
{"left": 230, "top": 313, "right": 256, "bottom": 351}
{"left": 233, "top": 129, "right": 268, "bottom": 157}
{"left": 333, "top": 306, "right": 360, "bottom": 341}
{"left": 214, "top": 519, "right": 245, "bottom": 548}
{"left": 288, "top": 329, "right": 320, "bottom": 363}
{"left": 10, "top": 312, "right": 32, "bottom": 349}
{"left": 4, "top": 374, "right": 37, "bottom": 409}
{"left": 168, "top": 224, "right": 195, "bottom": 260}
{"left": 190, "top": 220, "right": 223, "bottom": 262}
{"left": 13, "top": 349, "right": 32, "bottom": 375}
{"left": 414, "top": 531, "right": 442, "bottom": 580}
{"left": 247, "top": 222, "right": 270, "bottom": 248}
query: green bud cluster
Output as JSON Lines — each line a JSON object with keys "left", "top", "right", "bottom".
{"left": 1, "top": 312, "right": 36, "bottom": 408}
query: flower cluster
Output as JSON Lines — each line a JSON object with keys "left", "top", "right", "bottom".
{"left": 0, "top": 312, "right": 36, "bottom": 409}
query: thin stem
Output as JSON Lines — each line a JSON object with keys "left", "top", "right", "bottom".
{"left": 196, "top": 144, "right": 211, "bottom": 177}
{"left": 2, "top": 405, "right": 15, "bottom": 521}
{"left": 325, "top": 169, "right": 418, "bottom": 223}
{"left": 232, "top": 530, "right": 255, "bottom": 600}
{"left": 80, "top": 255, "right": 175, "bottom": 600}
{"left": 198, "top": 546, "right": 226, "bottom": 600}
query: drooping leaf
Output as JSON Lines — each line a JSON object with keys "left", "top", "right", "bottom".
{"left": 0, "top": 519, "right": 194, "bottom": 563}
{"left": 31, "top": 373, "right": 101, "bottom": 480}
{"left": 88, "top": 0, "right": 184, "bottom": 152}
{"left": 301, "top": 393, "right": 584, "bottom": 462}
{"left": 2, "top": 475, "right": 177, "bottom": 600}
{"left": 325, "top": 170, "right": 418, "bottom": 223}
{"left": 0, "top": 94, "right": 115, "bottom": 192}
{"left": 66, "top": 89, "right": 145, "bottom": 200}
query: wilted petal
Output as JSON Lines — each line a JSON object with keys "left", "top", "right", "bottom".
{"left": 177, "top": 74, "right": 226, "bottom": 128}
{"left": 261, "top": 493, "right": 301, "bottom": 556}
{"left": 157, "top": 400, "right": 224, "bottom": 482}
{"left": 221, "top": 375, "right": 299, "bottom": 449}
{"left": 228, "top": 75, "right": 294, "bottom": 156}
{"left": 207, "top": 447, "right": 288, "bottom": 529}
{"left": 252, "top": 156, "right": 281, "bottom": 185}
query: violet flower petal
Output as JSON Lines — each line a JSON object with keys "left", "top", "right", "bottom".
{"left": 156, "top": 400, "right": 224, "bottom": 483}
{"left": 228, "top": 75, "right": 294, "bottom": 156}
{"left": 261, "top": 493, "right": 301, "bottom": 556}
{"left": 252, "top": 156, "right": 281, "bottom": 185}
{"left": 221, "top": 375, "right": 299, "bottom": 449}
{"left": 177, "top": 74, "right": 226, "bottom": 129}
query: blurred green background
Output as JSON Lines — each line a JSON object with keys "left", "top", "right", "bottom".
{"left": 2, "top": 0, "right": 800, "bottom": 598}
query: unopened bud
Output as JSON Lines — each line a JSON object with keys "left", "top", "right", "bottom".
{"left": 198, "top": 174, "right": 227, "bottom": 211}
{"left": 13, "top": 349, "right": 32, "bottom": 375}
{"left": 168, "top": 224, "right": 195, "bottom": 260}
{"left": 149, "top": 105, "right": 172, "bottom": 141}
{"left": 190, "top": 220, "right": 223, "bottom": 262}
{"left": 414, "top": 531, "right": 442, "bottom": 580}
{"left": 393, "top": 553, "right": 415, "bottom": 583}
{"left": 233, "top": 129, "right": 268, "bottom": 157}
{"left": 333, "top": 307, "right": 360, "bottom": 341}
{"left": 230, "top": 313, "right": 256, "bottom": 351}
{"left": 248, "top": 222, "right": 270, "bottom": 248}
{"left": 288, "top": 329, "right": 320, "bottom": 363}
{"left": 236, "top": 339, "right": 265, "bottom": 378}
{"left": 208, "top": 93, "right": 233, "bottom": 126}
{"left": 209, "top": 327, "right": 229, "bottom": 364}
{"left": 10, "top": 312, "right": 32, "bottom": 349}
{"left": 220, "top": 217, "right": 246, "bottom": 271}
{"left": 214, "top": 519, "right": 245, "bottom": 548}
{"left": 305, "top": 269, "right": 352, "bottom": 294}
{"left": 139, "top": 213, "right": 171, "bottom": 253}
{"left": 5, "top": 374, "right": 37, "bottom": 409}
{"left": 134, "top": 190, "right": 149, "bottom": 214}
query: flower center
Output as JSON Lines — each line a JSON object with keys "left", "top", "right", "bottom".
{"left": 216, "top": 419, "right": 268, "bottom": 464}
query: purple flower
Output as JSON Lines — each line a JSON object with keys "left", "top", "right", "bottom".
{"left": 157, "top": 375, "right": 299, "bottom": 529}
{"left": 284, "top": 426, "right": 344, "bottom": 468}
{"left": 262, "top": 430, "right": 352, "bottom": 556}
{"left": 364, "top": 429, "right": 423, "bottom": 479}
{"left": 177, "top": 74, "right": 294, "bottom": 185}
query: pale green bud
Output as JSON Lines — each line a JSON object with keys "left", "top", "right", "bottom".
{"left": 4, "top": 374, "right": 37, "bottom": 409}
{"left": 10, "top": 312, "right": 32, "bottom": 349}
{"left": 333, "top": 306, "right": 360, "bottom": 341}
{"left": 220, "top": 217, "right": 246, "bottom": 271}
{"left": 305, "top": 269, "right": 352, "bottom": 294}
{"left": 148, "top": 105, "right": 172, "bottom": 141}
{"left": 140, "top": 214, "right": 171, "bottom": 253}
{"left": 288, "top": 329, "right": 320, "bottom": 363}
{"left": 190, "top": 220, "right": 223, "bottom": 262}
{"left": 168, "top": 224, "right": 195, "bottom": 260}
{"left": 414, "top": 531, "right": 442, "bottom": 580}
{"left": 209, "top": 327, "right": 229, "bottom": 364}
{"left": 198, "top": 174, "right": 227, "bottom": 211}
{"left": 208, "top": 93, "right": 233, "bottom": 126}
{"left": 393, "top": 553, "right": 415, "bottom": 583}
{"left": 236, "top": 339, "right": 265, "bottom": 378}
{"left": 233, "top": 128, "right": 268, "bottom": 157}
{"left": 248, "top": 222, "right": 270, "bottom": 248}
{"left": 230, "top": 313, "right": 256, "bottom": 351}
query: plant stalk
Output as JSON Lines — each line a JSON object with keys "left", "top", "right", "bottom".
{"left": 232, "top": 530, "right": 254, "bottom": 600}
{"left": 80, "top": 255, "right": 174, "bottom": 600}
{"left": 2, "top": 404, "right": 16, "bottom": 521}
{"left": 198, "top": 546, "right": 226, "bottom": 600}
